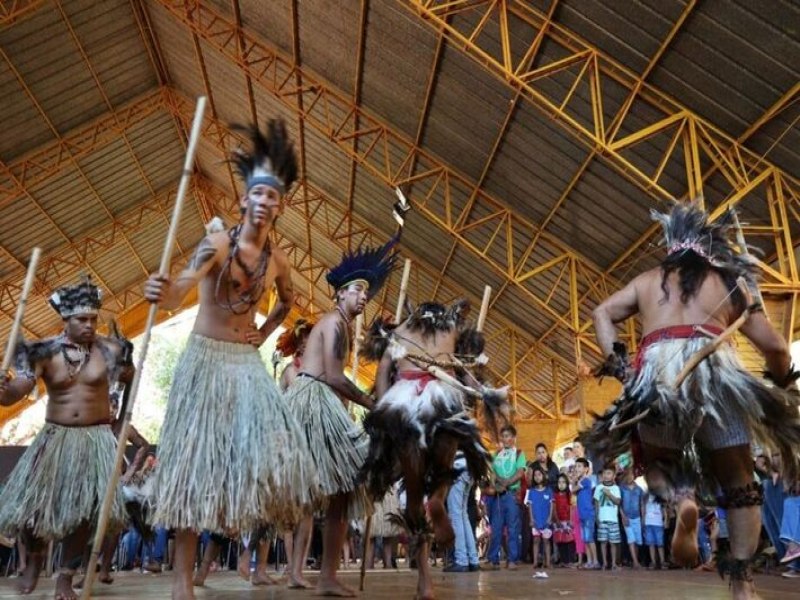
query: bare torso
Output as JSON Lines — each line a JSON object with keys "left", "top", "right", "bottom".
{"left": 300, "top": 312, "right": 344, "bottom": 381}
{"left": 391, "top": 324, "right": 458, "bottom": 373}
{"left": 636, "top": 268, "right": 741, "bottom": 336}
{"left": 41, "top": 338, "right": 121, "bottom": 426}
{"left": 192, "top": 231, "right": 281, "bottom": 343}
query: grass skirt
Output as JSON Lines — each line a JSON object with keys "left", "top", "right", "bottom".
{"left": 284, "top": 375, "right": 372, "bottom": 520}
{"left": 369, "top": 487, "right": 402, "bottom": 538}
{"left": 361, "top": 378, "right": 490, "bottom": 500}
{"left": 583, "top": 338, "right": 800, "bottom": 484}
{"left": 0, "top": 423, "right": 125, "bottom": 540}
{"left": 150, "top": 334, "right": 316, "bottom": 533}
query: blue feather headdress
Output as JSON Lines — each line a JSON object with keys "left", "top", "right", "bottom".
{"left": 326, "top": 234, "right": 399, "bottom": 300}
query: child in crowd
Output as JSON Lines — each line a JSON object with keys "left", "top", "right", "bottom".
{"left": 594, "top": 465, "right": 621, "bottom": 570}
{"left": 552, "top": 473, "right": 575, "bottom": 567}
{"left": 644, "top": 492, "right": 668, "bottom": 569}
{"left": 572, "top": 458, "right": 599, "bottom": 569}
{"left": 526, "top": 467, "right": 553, "bottom": 570}
{"left": 620, "top": 468, "right": 644, "bottom": 569}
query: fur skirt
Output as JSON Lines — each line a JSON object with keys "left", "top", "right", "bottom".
{"left": 583, "top": 335, "right": 800, "bottom": 484}
{"left": 360, "top": 375, "right": 490, "bottom": 501}
{"left": 150, "top": 334, "right": 316, "bottom": 533}
{"left": 0, "top": 423, "right": 126, "bottom": 540}
{"left": 283, "top": 375, "right": 372, "bottom": 520}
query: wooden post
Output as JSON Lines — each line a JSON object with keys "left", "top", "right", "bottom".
{"left": 1, "top": 248, "right": 41, "bottom": 372}
{"left": 476, "top": 285, "right": 492, "bottom": 332}
{"left": 81, "top": 96, "right": 207, "bottom": 599}
{"left": 394, "top": 259, "right": 411, "bottom": 322}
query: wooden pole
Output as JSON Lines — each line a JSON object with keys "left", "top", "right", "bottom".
{"left": 81, "top": 96, "right": 207, "bottom": 599}
{"left": 1, "top": 248, "right": 41, "bottom": 372}
{"left": 476, "top": 285, "right": 492, "bottom": 332}
{"left": 394, "top": 259, "right": 411, "bottom": 322}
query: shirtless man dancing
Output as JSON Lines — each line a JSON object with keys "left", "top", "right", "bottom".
{"left": 583, "top": 202, "right": 800, "bottom": 600}
{"left": 144, "top": 119, "right": 315, "bottom": 600}
{"left": 283, "top": 239, "right": 400, "bottom": 596}
{"left": 361, "top": 300, "right": 491, "bottom": 600}
{"left": 0, "top": 278, "right": 129, "bottom": 600}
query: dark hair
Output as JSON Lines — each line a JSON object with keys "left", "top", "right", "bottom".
{"left": 535, "top": 443, "right": 548, "bottom": 452}
{"left": 500, "top": 425, "right": 517, "bottom": 437}
{"left": 575, "top": 457, "right": 589, "bottom": 468}
{"left": 602, "top": 464, "right": 616, "bottom": 473}
{"left": 564, "top": 446, "right": 573, "bottom": 452}
{"left": 556, "top": 473, "right": 571, "bottom": 497}
{"left": 531, "top": 466, "right": 547, "bottom": 484}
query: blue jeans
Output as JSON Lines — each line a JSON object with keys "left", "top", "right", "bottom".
{"left": 447, "top": 474, "right": 478, "bottom": 567}
{"left": 488, "top": 492, "right": 521, "bottom": 564}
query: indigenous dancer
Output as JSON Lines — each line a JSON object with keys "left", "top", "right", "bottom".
{"left": 0, "top": 277, "right": 128, "bottom": 600}
{"left": 360, "top": 299, "right": 501, "bottom": 600}
{"left": 144, "top": 119, "right": 315, "bottom": 600}
{"left": 582, "top": 202, "right": 800, "bottom": 600}
{"left": 284, "top": 240, "right": 398, "bottom": 597}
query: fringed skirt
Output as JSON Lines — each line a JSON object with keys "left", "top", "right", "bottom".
{"left": 150, "top": 334, "right": 316, "bottom": 533}
{"left": 361, "top": 374, "right": 490, "bottom": 500}
{"left": 283, "top": 375, "right": 371, "bottom": 521}
{"left": 369, "top": 487, "right": 403, "bottom": 538}
{"left": 0, "top": 423, "right": 125, "bottom": 540}
{"left": 582, "top": 331, "right": 800, "bottom": 483}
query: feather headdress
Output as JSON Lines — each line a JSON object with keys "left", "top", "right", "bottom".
{"left": 230, "top": 119, "right": 298, "bottom": 194}
{"left": 275, "top": 318, "right": 315, "bottom": 357}
{"left": 326, "top": 234, "right": 399, "bottom": 300}
{"left": 49, "top": 275, "right": 102, "bottom": 318}
{"left": 651, "top": 201, "right": 758, "bottom": 286}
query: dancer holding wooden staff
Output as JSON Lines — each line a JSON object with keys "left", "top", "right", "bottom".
{"left": 0, "top": 249, "right": 142, "bottom": 600}
{"left": 142, "top": 114, "right": 316, "bottom": 600}
{"left": 582, "top": 202, "right": 800, "bottom": 600}
{"left": 360, "top": 278, "right": 507, "bottom": 599}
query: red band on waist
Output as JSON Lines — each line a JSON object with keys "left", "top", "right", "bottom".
{"left": 634, "top": 324, "right": 725, "bottom": 371}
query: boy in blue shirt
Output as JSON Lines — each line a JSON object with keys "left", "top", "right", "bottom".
{"left": 571, "top": 458, "right": 599, "bottom": 569}
{"left": 620, "top": 468, "right": 644, "bottom": 569}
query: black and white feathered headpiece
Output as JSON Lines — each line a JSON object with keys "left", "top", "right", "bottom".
{"left": 651, "top": 201, "right": 758, "bottom": 283}
{"left": 326, "top": 235, "right": 399, "bottom": 300}
{"left": 231, "top": 119, "right": 298, "bottom": 195}
{"left": 49, "top": 276, "right": 102, "bottom": 319}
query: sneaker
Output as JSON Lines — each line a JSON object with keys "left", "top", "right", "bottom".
{"left": 782, "top": 570, "right": 799, "bottom": 578}
{"left": 781, "top": 543, "right": 800, "bottom": 564}
{"left": 443, "top": 564, "right": 468, "bottom": 573}
{"left": 468, "top": 564, "right": 480, "bottom": 572}
{"left": 507, "top": 562, "right": 519, "bottom": 571}
{"left": 532, "top": 571, "right": 549, "bottom": 579}
{"left": 480, "top": 563, "right": 500, "bottom": 571}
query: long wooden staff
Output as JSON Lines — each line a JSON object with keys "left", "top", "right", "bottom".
{"left": 476, "top": 285, "right": 492, "bottom": 332}
{"left": 360, "top": 259, "right": 412, "bottom": 591}
{"left": 1, "top": 248, "right": 41, "bottom": 374}
{"left": 81, "top": 96, "right": 207, "bottom": 599}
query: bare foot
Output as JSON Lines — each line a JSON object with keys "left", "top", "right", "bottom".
{"left": 415, "top": 578, "right": 435, "bottom": 600}
{"left": 16, "top": 554, "right": 42, "bottom": 595}
{"left": 315, "top": 578, "right": 357, "bottom": 597}
{"left": 288, "top": 573, "right": 314, "bottom": 589}
{"left": 192, "top": 570, "right": 207, "bottom": 587}
{"left": 427, "top": 500, "right": 454, "bottom": 545}
{"left": 54, "top": 573, "right": 78, "bottom": 600}
{"left": 238, "top": 550, "right": 251, "bottom": 581}
{"left": 251, "top": 571, "right": 280, "bottom": 586}
{"left": 671, "top": 498, "right": 699, "bottom": 567}
{"left": 732, "top": 579, "right": 762, "bottom": 600}
{"left": 173, "top": 577, "right": 196, "bottom": 600}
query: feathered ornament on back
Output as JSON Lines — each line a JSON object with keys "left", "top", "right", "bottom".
{"left": 230, "top": 119, "right": 298, "bottom": 195}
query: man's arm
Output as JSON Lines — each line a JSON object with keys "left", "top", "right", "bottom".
{"left": 144, "top": 235, "right": 220, "bottom": 310}
{"left": 739, "top": 311, "right": 792, "bottom": 384}
{"left": 256, "top": 248, "right": 294, "bottom": 342}
{"left": 320, "top": 317, "right": 374, "bottom": 409}
{"left": 121, "top": 425, "right": 150, "bottom": 483}
{"left": 592, "top": 277, "right": 640, "bottom": 357}
{"left": 375, "top": 349, "right": 393, "bottom": 399}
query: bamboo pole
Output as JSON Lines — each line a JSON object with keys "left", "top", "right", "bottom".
{"left": 476, "top": 285, "right": 492, "bottom": 332}
{"left": 81, "top": 96, "right": 207, "bottom": 599}
{"left": 1, "top": 248, "right": 41, "bottom": 373}
{"left": 394, "top": 259, "right": 411, "bottom": 322}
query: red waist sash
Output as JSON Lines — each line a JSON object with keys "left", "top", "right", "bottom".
{"left": 634, "top": 324, "right": 724, "bottom": 371}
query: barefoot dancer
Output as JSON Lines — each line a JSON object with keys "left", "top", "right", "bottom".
{"left": 144, "top": 120, "right": 315, "bottom": 600}
{"left": 360, "top": 300, "right": 496, "bottom": 600}
{"left": 284, "top": 239, "right": 400, "bottom": 596}
{"left": 583, "top": 202, "right": 800, "bottom": 600}
{"left": 0, "top": 278, "right": 129, "bottom": 600}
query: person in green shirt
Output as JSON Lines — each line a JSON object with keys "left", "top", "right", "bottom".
{"left": 484, "top": 425, "right": 526, "bottom": 569}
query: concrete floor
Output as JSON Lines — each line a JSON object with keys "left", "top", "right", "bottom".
{"left": 1, "top": 567, "right": 798, "bottom": 599}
